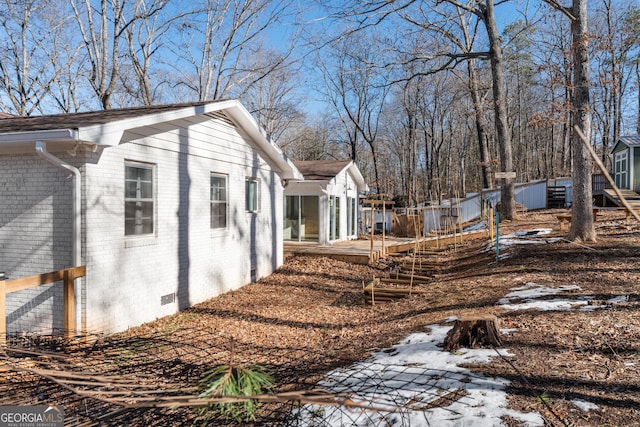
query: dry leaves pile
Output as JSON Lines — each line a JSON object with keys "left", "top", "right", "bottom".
{"left": 1, "top": 209, "right": 640, "bottom": 426}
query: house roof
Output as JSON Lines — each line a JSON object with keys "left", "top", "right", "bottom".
{"left": 617, "top": 135, "right": 640, "bottom": 147}
{"left": 293, "top": 160, "right": 368, "bottom": 192}
{"left": 0, "top": 100, "right": 302, "bottom": 180}
{"left": 612, "top": 135, "right": 640, "bottom": 155}
{"left": 0, "top": 101, "right": 213, "bottom": 132}
{"left": 294, "top": 160, "right": 352, "bottom": 180}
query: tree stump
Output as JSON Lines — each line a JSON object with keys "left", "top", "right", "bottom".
{"left": 443, "top": 315, "right": 502, "bottom": 352}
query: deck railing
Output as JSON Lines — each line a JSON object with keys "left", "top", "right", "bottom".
{"left": 0, "top": 266, "right": 86, "bottom": 346}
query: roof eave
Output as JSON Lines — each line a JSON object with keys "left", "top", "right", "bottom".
{"left": 0, "top": 128, "right": 81, "bottom": 153}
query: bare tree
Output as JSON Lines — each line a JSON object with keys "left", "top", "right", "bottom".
{"left": 122, "top": 0, "right": 171, "bottom": 105}
{"left": 240, "top": 50, "right": 303, "bottom": 143}
{"left": 0, "top": 0, "right": 79, "bottom": 115}
{"left": 321, "top": 0, "right": 517, "bottom": 216}
{"left": 591, "top": 0, "right": 640, "bottom": 165}
{"left": 569, "top": 0, "right": 596, "bottom": 241}
{"left": 545, "top": 0, "right": 595, "bottom": 240}
{"left": 70, "top": 0, "right": 129, "bottom": 109}
{"left": 167, "top": 0, "right": 299, "bottom": 101}
{"left": 316, "top": 31, "right": 390, "bottom": 193}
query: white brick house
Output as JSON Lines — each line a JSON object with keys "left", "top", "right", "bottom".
{"left": 284, "top": 160, "right": 368, "bottom": 245}
{"left": 0, "top": 100, "right": 301, "bottom": 334}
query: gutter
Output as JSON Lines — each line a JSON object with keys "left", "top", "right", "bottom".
{"left": 35, "top": 141, "right": 82, "bottom": 333}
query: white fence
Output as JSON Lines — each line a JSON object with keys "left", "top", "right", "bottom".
{"left": 423, "top": 178, "right": 573, "bottom": 234}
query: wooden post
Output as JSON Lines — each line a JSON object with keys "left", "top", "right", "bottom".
{"left": 63, "top": 269, "right": 75, "bottom": 339}
{"left": 489, "top": 208, "right": 494, "bottom": 241}
{"left": 369, "top": 203, "right": 374, "bottom": 262}
{"left": 382, "top": 202, "right": 386, "bottom": 256}
{"left": 0, "top": 279, "right": 5, "bottom": 347}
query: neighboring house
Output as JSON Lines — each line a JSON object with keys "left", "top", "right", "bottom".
{"left": 611, "top": 135, "right": 640, "bottom": 191}
{"left": 284, "top": 160, "right": 368, "bottom": 245}
{"left": 0, "top": 100, "right": 301, "bottom": 334}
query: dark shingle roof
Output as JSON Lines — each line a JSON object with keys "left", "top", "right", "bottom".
{"left": 293, "top": 160, "right": 352, "bottom": 180}
{"left": 618, "top": 135, "right": 640, "bottom": 147}
{"left": 0, "top": 101, "right": 218, "bottom": 132}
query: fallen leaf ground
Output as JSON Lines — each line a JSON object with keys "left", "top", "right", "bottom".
{"left": 1, "top": 209, "right": 639, "bottom": 426}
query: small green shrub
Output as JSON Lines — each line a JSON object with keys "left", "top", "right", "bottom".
{"left": 196, "top": 363, "right": 274, "bottom": 424}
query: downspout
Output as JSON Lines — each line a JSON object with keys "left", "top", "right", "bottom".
{"left": 35, "top": 141, "right": 82, "bottom": 333}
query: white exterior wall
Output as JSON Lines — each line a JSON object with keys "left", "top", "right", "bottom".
{"left": 326, "top": 169, "right": 360, "bottom": 242}
{"left": 0, "top": 113, "right": 284, "bottom": 335}
{"left": 0, "top": 154, "right": 74, "bottom": 333}
{"left": 83, "top": 115, "right": 283, "bottom": 333}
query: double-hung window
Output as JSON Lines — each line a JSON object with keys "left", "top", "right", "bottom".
{"left": 125, "top": 162, "right": 155, "bottom": 236}
{"left": 245, "top": 178, "right": 260, "bottom": 213}
{"left": 211, "top": 173, "right": 228, "bottom": 229}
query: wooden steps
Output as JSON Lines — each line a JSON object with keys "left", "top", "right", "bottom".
{"left": 363, "top": 278, "right": 430, "bottom": 304}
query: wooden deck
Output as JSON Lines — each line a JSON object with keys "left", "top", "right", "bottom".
{"left": 603, "top": 188, "right": 640, "bottom": 207}
{"left": 602, "top": 189, "right": 640, "bottom": 220}
{"left": 284, "top": 230, "right": 487, "bottom": 264}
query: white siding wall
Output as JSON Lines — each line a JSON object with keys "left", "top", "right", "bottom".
{"left": 0, "top": 114, "right": 284, "bottom": 335}
{"left": 0, "top": 154, "right": 74, "bottom": 333}
{"left": 83, "top": 115, "right": 283, "bottom": 333}
{"left": 326, "top": 169, "right": 360, "bottom": 242}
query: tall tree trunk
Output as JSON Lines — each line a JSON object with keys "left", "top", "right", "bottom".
{"left": 637, "top": 62, "right": 640, "bottom": 134}
{"left": 484, "top": 0, "right": 515, "bottom": 219}
{"left": 468, "top": 59, "right": 494, "bottom": 189}
{"left": 569, "top": 0, "right": 596, "bottom": 241}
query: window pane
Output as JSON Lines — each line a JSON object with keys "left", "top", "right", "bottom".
{"left": 246, "top": 180, "right": 258, "bottom": 212}
{"left": 139, "top": 181, "right": 153, "bottom": 199}
{"left": 125, "top": 181, "right": 138, "bottom": 198}
{"left": 211, "top": 202, "right": 227, "bottom": 229}
{"left": 126, "top": 165, "right": 152, "bottom": 181}
{"left": 211, "top": 176, "right": 226, "bottom": 201}
{"left": 125, "top": 164, "right": 154, "bottom": 236}
{"left": 211, "top": 174, "right": 227, "bottom": 229}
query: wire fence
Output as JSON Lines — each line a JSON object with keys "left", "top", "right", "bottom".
{"left": 0, "top": 330, "right": 495, "bottom": 427}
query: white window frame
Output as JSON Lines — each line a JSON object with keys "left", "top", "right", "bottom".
{"left": 210, "top": 173, "right": 228, "bottom": 230}
{"left": 124, "top": 161, "right": 156, "bottom": 237}
{"left": 245, "top": 178, "right": 260, "bottom": 213}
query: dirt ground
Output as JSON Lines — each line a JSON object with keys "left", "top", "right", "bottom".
{"left": 1, "top": 208, "right": 640, "bottom": 426}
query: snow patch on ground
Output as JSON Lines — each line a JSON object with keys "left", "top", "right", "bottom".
{"left": 571, "top": 399, "right": 599, "bottom": 412}
{"left": 294, "top": 325, "right": 543, "bottom": 426}
{"left": 499, "top": 229, "right": 562, "bottom": 247}
{"left": 498, "top": 282, "right": 593, "bottom": 311}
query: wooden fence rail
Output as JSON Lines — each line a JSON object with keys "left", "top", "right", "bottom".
{"left": 0, "top": 266, "right": 86, "bottom": 346}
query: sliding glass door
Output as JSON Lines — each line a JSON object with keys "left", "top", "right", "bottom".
{"left": 284, "top": 196, "right": 319, "bottom": 242}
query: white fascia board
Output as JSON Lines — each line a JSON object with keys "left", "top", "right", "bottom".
{"left": 0, "top": 128, "right": 80, "bottom": 153}
{"left": 0, "top": 128, "right": 79, "bottom": 144}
